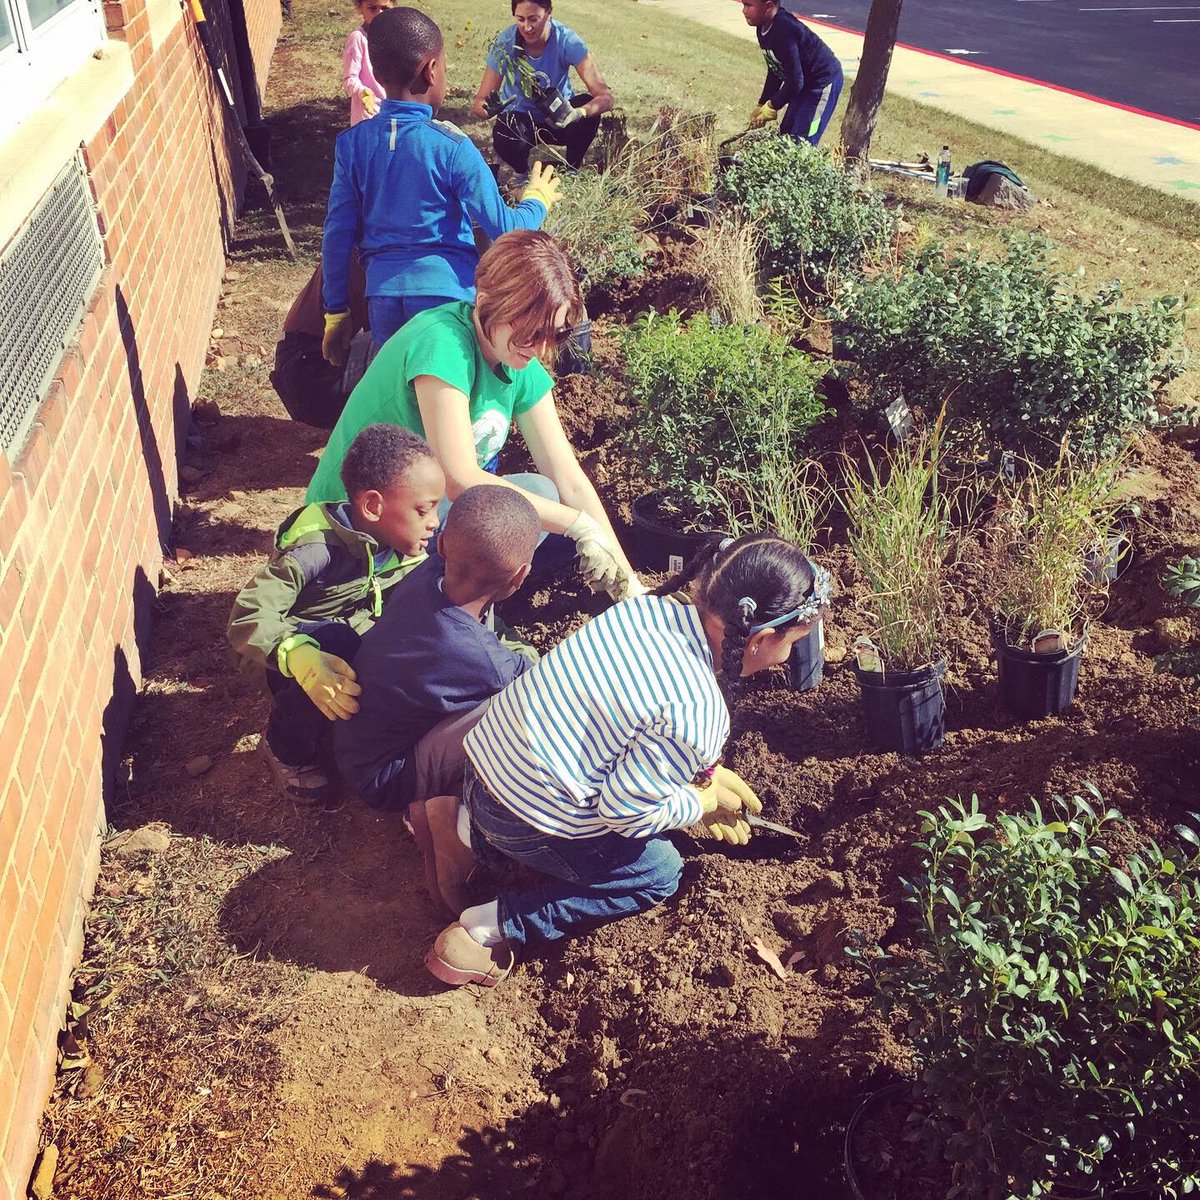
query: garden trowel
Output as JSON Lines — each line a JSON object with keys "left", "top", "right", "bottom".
{"left": 745, "top": 812, "right": 805, "bottom": 841}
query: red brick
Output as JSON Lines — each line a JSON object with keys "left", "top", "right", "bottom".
{"left": 33, "top": 850, "right": 65, "bottom": 946}
{"left": 15, "top": 701, "right": 48, "bottom": 794}
{"left": 0, "top": 778, "right": 23, "bottom": 859}
{"left": 11, "top": 422, "right": 50, "bottom": 495}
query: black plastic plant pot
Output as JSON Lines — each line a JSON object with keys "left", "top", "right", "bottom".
{"left": 684, "top": 194, "right": 718, "bottom": 228}
{"left": 627, "top": 491, "right": 716, "bottom": 575}
{"left": 787, "top": 618, "right": 825, "bottom": 692}
{"left": 1084, "top": 521, "right": 1134, "bottom": 587}
{"left": 557, "top": 311, "right": 594, "bottom": 377}
{"left": 991, "top": 625, "right": 1087, "bottom": 721}
{"left": 844, "top": 1081, "right": 913, "bottom": 1200}
{"left": 852, "top": 659, "right": 946, "bottom": 755}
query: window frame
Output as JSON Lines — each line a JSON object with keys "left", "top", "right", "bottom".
{"left": 0, "top": 0, "right": 105, "bottom": 142}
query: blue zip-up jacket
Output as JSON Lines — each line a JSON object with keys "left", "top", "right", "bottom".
{"left": 322, "top": 99, "right": 548, "bottom": 314}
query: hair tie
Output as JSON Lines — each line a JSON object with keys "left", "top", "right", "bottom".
{"left": 737, "top": 596, "right": 758, "bottom": 623}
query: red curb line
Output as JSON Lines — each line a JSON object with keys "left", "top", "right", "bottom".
{"left": 800, "top": 13, "right": 1200, "bottom": 134}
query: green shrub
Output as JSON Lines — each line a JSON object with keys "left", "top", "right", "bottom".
{"left": 833, "top": 235, "right": 1189, "bottom": 461}
{"left": 718, "top": 131, "right": 893, "bottom": 294}
{"left": 623, "top": 311, "right": 825, "bottom": 528}
{"left": 849, "top": 788, "right": 1200, "bottom": 1199}
{"left": 1165, "top": 556, "right": 1200, "bottom": 611}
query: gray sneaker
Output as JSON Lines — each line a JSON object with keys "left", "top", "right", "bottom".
{"left": 260, "top": 738, "right": 332, "bottom": 805}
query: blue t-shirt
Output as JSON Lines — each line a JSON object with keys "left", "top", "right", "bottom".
{"left": 333, "top": 554, "right": 530, "bottom": 808}
{"left": 486, "top": 21, "right": 588, "bottom": 116}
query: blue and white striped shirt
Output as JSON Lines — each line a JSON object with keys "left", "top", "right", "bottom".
{"left": 465, "top": 595, "right": 730, "bottom": 839}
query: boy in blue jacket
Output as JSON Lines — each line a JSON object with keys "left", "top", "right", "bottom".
{"left": 740, "top": 0, "right": 843, "bottom": 146}
{"left": 334, "top": 485, "right": 540, "bottom": 859}
{"left": 321, "top": 5, "right": 562, "bottom": 362}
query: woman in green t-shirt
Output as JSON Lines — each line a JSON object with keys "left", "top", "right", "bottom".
{"left": 306, "top": 230, "right": 641, "bottom": 601}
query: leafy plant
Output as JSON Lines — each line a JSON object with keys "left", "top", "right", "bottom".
{"left": 712, "top": 453, "right": 831, "bottom": 550}
{"left": 1165, "top": 556, "right": 1200, "bottom": 610}
{"left": 841, "top": 423, "right": 952, "bottom": 670}
{"left": 849, "top": 788, "right": 1200, "bottom": 1200}
{"left": 643, "top": 106, "right": 719, "bottom": 203}
{"left": 623, "top": 310, "right": 825, "bottom": 529}
{"left": 992, "top": 453, "right": 1126, "bottom": 647}
{"left": 718, "top": 131, "right": 893, "bottom": 295}
{"left": 692, "top": 217, "right": 765, "bottom": 327}
{"left": 833, "top": 234, "right": 1189, "bottom": 462}
{"left": 548, "top": 167, "right": 649, "bottom": 293}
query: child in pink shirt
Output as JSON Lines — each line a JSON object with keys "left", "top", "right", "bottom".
{"left": 342, "top": 0, "right": 390, "bottom": 125}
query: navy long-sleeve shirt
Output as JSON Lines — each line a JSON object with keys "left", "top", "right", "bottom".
{"left": 321, "top": 99, "right": 547, "bottom": 313}
{"left": 757, "top": 11, "right": 842, "bottom": 108}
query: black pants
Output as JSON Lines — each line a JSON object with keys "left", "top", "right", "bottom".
{"left": 266, "top": 622, "right": 362, "bottom": 765}
{"left": 493, "top": 94, "right": 601, "bottom": 174}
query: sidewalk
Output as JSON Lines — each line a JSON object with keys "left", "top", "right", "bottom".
{"left": 646, "top": 0, "right": 1200, "bottom": 200}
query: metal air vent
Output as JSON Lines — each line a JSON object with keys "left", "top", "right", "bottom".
{"left": 0, "top": 154, "right": 104, "bottom": 457}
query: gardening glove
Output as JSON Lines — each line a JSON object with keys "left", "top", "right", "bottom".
{"left": 550, "top": 101, "right": 584, "bottom": 129}
{"left": 279, "top": 640, "right": 362, "bottom": 721}
{"left": 612, "top": 573, "right": 649, "bottom": 602}
{"left": 709, "top": 765, "right": 763, "bottom": 817}
{"left": 359, "top": 88, "right": 379, "bottom": 118}
{"left": 566, "top": 511, "right": 622, "bottom": 595}
{"left": 691, "top": 786, "right": 752, "bottom": 845}
{"left": 520, "top": 162, "right": 563, "bottom": 214}
{"left": 322, "top": 311, "right": 353, "bottom": 367}
{"left": 748, "top": 102, "right": 778, "bottom": 130}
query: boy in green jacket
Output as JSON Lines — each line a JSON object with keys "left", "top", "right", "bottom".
{"left": 228, "top": 424, "right": 445, "bottom": 802}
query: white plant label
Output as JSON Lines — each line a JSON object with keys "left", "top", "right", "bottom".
{"left": 668, "top": 554, "right": 684, "bottom": 575}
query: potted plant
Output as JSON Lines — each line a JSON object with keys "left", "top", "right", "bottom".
{"left": 841, "top": 425, "right": 952, "bottom": 754}
{"left": 710, "top": 454, "right": 832, "bottom": 692}
{"left": 622, "top": 309, "right": 825, "bottom": 573}
{"left": 845, "top": 787, "right": 1200, "bottom": 1200}
{"left": 990, "top": 454, "right": 1126, "bottom": 720}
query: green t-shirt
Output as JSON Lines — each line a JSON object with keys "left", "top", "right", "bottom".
{"left": 305, "top": 301, "right": 554, "bottom": 503}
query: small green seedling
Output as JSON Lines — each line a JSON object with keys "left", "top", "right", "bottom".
{"left": 1164, "top": 556, "right": 1200, "bottom": 610}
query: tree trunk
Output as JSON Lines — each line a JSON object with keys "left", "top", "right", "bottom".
{"left": 840, "top": 0, "right": 905, "bottom": 168}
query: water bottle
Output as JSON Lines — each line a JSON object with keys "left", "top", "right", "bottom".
{"left": 935, "top": 145, "right": 951, "bottom": 198}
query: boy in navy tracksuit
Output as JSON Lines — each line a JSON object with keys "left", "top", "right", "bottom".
{"left": 740, "top": 1, "right": 843, "bottom": 146}
{"left": 334, "top": 485, "right": 540, "bottom": 847}
{"left": 320, "top": 5, "right": 563, "bottom": 362}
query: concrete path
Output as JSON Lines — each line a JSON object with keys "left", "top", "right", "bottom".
{"left": 646, "top": 0, "right": 1200, "bottom": 200}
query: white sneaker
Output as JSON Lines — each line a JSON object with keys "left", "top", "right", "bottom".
{"left": 260, "top": 738, "right": 331, "bottom": 805}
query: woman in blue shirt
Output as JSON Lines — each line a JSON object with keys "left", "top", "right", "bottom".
{"left": 471, "top": 0, "right": 613, "bottom": 183}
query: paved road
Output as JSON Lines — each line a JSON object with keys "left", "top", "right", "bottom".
{"left": 786, "top": 0, "right": 1200, "bottom": 125}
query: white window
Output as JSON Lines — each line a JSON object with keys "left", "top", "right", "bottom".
{"left": 0, "top": 0, "right": 105, "bottom": 142}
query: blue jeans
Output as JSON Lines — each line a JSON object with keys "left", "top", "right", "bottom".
{"left": 437, "top": 472, "right": 574, "bottom": 570}
{"left": 464, "top": 766, "right": 684, "bottom": 948}
{"left": 368, "top": 294, "right": 456, "bottom": 347}
{"left": 781, "top": 74, "right": 843, "bottom": 146}
{"left": 266, "top": 621, "right": 361, "bottom": 766}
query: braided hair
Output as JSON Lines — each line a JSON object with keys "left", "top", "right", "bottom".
{"left": 657, "top": 533, "right": 817, "bottom": 714}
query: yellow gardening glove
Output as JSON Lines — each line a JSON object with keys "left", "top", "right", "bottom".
{"left": 280, "top": 640, "right": 362, "bottom": 721}
{"left": 692, "top": 766, "right": 761, "bottom": 845}
{"left": 322, "top": 311, "right": 353, "bottom": 366}
{"left": 749, "top": 102, "right": 778, "bottom": 130}
{"left": 566, "top": 511, "right": 622, "bottom": 596}
{"left": 360, "top": 88, "right": 379, "bottom": 118}
{"left": 521, "top": 162, "right": 563, "bottom": 214}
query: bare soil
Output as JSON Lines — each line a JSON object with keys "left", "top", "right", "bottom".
{"left": 36, "top": 8, "right": 1200, "bottom": 1200}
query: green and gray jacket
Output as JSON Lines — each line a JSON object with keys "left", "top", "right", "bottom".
{"left": 228, "top": 502, "right": 423, "bottom": 688}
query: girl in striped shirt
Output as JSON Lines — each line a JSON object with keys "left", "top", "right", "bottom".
{"left": 413, "top": 533, "right": 832, "bottom": 987}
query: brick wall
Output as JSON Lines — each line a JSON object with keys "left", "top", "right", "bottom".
{"left": 0, "top": 0, "right": 279, "bottom": 1190}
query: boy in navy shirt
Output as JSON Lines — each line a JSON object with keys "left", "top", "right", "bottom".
{"left": 321, "top": 5, "right": 562, "bottom": 361}
{"left": 334, "top": 485, "right": 540, "bottom": 856}
{"left": 740, "top": 1, "right": 843, "bottom": 146}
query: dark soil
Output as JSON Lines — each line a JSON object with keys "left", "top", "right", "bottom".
{"left": 37, "top": 5, "right": 1200, "bottom": 1200}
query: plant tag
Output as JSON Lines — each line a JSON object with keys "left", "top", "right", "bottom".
{"left": 1000, "top": 450, "right": 1017, "bottom": 484}
{"left": 853, "top": 636, "right": 883, "bottom": 673}
{"left": 668, "top": 554, "right": 684, "bottom": 575}
{"left": 885, "top": 394, "right": 913, "bottom": 441}
{"left": 1032, "top": 629, "right": 1067, "bottom": 655}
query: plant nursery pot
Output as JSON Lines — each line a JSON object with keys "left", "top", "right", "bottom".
{"left": 843, "top": 1081, "right": 913, "bottom": 1200}
{"left": 627, "top": 490, "right": 717, "bottom": 575}
{"left": 557, "top": 315, "right": 594, "bottom": 377}
{"left": 991, "top": 623, "right": 1087, "bottom": 721}
{"left": 787, "top": 618, "right": 825, "bottom": 692}
{"left": 852, "top": 659, "right": 946, "bottom": 755}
